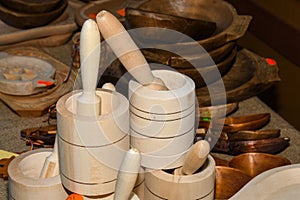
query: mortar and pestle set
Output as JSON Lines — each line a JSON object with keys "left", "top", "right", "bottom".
{"left": 8, "top": 10, "right": 216, "bottom": 200}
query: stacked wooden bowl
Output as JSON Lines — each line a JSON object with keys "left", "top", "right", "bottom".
{"left": 125, "top": 0, "right": 252, "bottom": 88}
{"left": 0, "top": 0, "right": 68, "bottom": 29}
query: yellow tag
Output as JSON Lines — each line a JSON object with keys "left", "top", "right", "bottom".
{"left": 0, "top": 149, "right": 18, "bottom": 160}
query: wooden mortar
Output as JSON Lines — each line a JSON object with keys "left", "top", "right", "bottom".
{"left": 56, "top": 89, "right": 130, "bottom": 196}
{"left": 8, "top": 149, "right": 69, "bottom": 200}
{"left": 144, "top": 155, "right": 216, "bottom": 200}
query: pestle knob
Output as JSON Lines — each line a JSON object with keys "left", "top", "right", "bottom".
{"left": 114, "top": 148, "right": 141, "bottom": 200}
{"left": 77, "top": 19, "right": 101, "bottom": 116}
{"left": 174, "top": 140, "right": 210, "bottom": 175}
{"left": 96, "top": 10, "right": 167, "bottom": 91}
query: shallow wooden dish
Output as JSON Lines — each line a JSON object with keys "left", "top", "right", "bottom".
{"left": 0, "top": 0, "right": 67, "bottom": 29}
{"left": 130, "top": 0, "right": 252, "bottom": 51}
{"left": 177, "top": 47, "right": 236, "bottom": 88}
{"left": 143, "top": 41, "right": 236, "bottom": 69}
{"left": 0, "top": 55, "right": 56, "bottom": 95}
{"left": 196, "top": 48, "right": 280, "bottom": 106}
{"left": 229, "top": 153, "right": 291, "bottom": 177}
{"left": 0, "top": 46, "right": 75, "bottom": 117}
{"left": 230, "top": 164, "right": 300, "bottom": 200}
{"left": 125, "top": 7, "right": 217, "bottom": 41}
{"left": 0, "top": 0, "right": 61, "bottom": 13}
{"left": 215, "top": 166, "right": 252, "bottom": 199}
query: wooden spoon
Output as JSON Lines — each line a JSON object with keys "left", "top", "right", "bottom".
{"left": 96, "top": 10, "right": 168, "bottom": 91}
{"left": 76, "top": 19, "right": 101, "bottom": 116}
{"left": 174, "top": 140, "right": 210, "bottom": 175}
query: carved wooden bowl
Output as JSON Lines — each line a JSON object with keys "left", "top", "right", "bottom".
{"left": 0, "top": 0, "right": 62, "bottom": 13}
{"left": 0, "top": 0, "right": 67, "bottom": 29}
{"left": 127, "top": 0, "right": 252, "bottom": 50}
{"left": 125, "top": 7, "right": 217, "bottom": 41}
{"left": 215, "top": 166, "right": 252, "bottom": 199}
{"left": 228, "top": 153, "right": 291, "bottom": 177}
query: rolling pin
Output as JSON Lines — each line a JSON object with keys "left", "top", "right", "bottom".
{"left": 114, "top": 148, "right": 141, "bottom": 200}
{"left": 76, "top": 19, "right": 101, "bottom": 116}
{"left": 174, "top": 140, "right": 210, "bottom": 175}
{"left": 96, "top": 10, "right": 167, "bottom": 91}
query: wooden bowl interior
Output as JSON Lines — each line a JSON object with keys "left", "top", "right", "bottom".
{"left": 229, "top": 153, "right": 291, "bottom": 177}
{"left": 215, "top": 166, "right": 252, "bottom": 199}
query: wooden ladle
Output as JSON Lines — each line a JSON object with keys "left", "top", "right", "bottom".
{"left": 96, "top": 10, "right": 168, "bottom": 91}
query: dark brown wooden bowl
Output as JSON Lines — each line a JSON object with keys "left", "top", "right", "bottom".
{"left": 229, "top": 153, "right": 291, "bottom": 178}
{"left": 0, "top": 0, "right": 67, "bottom": 29}
{"left": 196, "top": 48, "right": 281, "bottom": 107}
{"left": 125, "top": 7, "right": 217, "bottom": 41}
{"left": 142, "top": 41, "right": 236, "bottom": 69}
{"left": 215, "top": 166, "right": 252, "bottom": 199}
{"left": 129, "top": 0, "right": 252, "bottom": 51}
{"left": 0, "top": 0, "right": 61, "bottom": 13}
{"left": 177, "top": 47, "right": 236, "bottom": 88}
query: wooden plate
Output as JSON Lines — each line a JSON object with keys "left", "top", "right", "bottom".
{"left": 196, "top": 48, "right": 280, "bottom": 106}
{"left": 0, "top": 46, "right": 75, "bottom": 117}
{"left": 230, "top": 164, "right": 300, "bottom": 200}
{"left": 0, "top": 55, "right": 56, "bottom": 95}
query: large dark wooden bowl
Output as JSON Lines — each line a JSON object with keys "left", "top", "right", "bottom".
{"left": 0, "top": 0, "right": 67, "bottom": 29}
{"left": 129, "top": 0, "right": 252, "bottom": 51}
{"left": 0, "top": 0, "right": 61, "bottom": 13}
{"left": 125, "top": 7, "right": 217, "bottom": 41}
{"left": 229, "top": 153, "right": 291, "bottom": 177}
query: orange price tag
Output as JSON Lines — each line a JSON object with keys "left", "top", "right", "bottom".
{"left": 67, "top": 193, "right": 84, "bottom": 200}
{"left": 117, "top": 8, "right": 126, "bottom": 17}
{"left": 88, "top": 12, "right": 97, "bottom": 20}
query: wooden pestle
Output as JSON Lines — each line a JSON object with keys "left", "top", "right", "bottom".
{"left": 96, "top": 10, "right": 168, "bottom": 91}
{"left": 76, "top": 19, "right": 101, "bottom": 116}
{"left": 174, "top": 140, "right": 210, "bottom": 175}
{"left": 114, "top": 148, "right": 141, "bottom": 200}
{"left": 39, "top": 135, "right": 59, "bottom": 178}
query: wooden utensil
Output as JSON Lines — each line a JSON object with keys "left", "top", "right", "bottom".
{"left": 39, "top": 135, "right": 59, "bottom": 178}
{"left": 211, "top": 137, "right": 290, "bottom": 155}
{"left": 114, "top": 148, "right": 141, "bottom": 200}
{"left": 174, "top": 140, "right": 210, "bottom": 175}
{"left": 76, "top": 19, "right": 101, "bottom": 116}
{"left": 199, "top": 113, "right": 271, "bottom": 133}
{"left": 228, "top": 129, "right": 281, "bottom": 141}
{"left": 229, "top": 152, "right": 291, "bottom": 177}
{"left": 96, "top": 10, "right": 167, "bottom": 90}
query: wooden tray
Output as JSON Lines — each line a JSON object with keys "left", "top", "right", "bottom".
{"left": 0, "top": 46, "right": 75, "bottom": 117}
{"left": 0, "top": 0, "right": 79, "bottom": 48}
{"left": 196, "top": 48, "right": 280, "bottom": 106}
